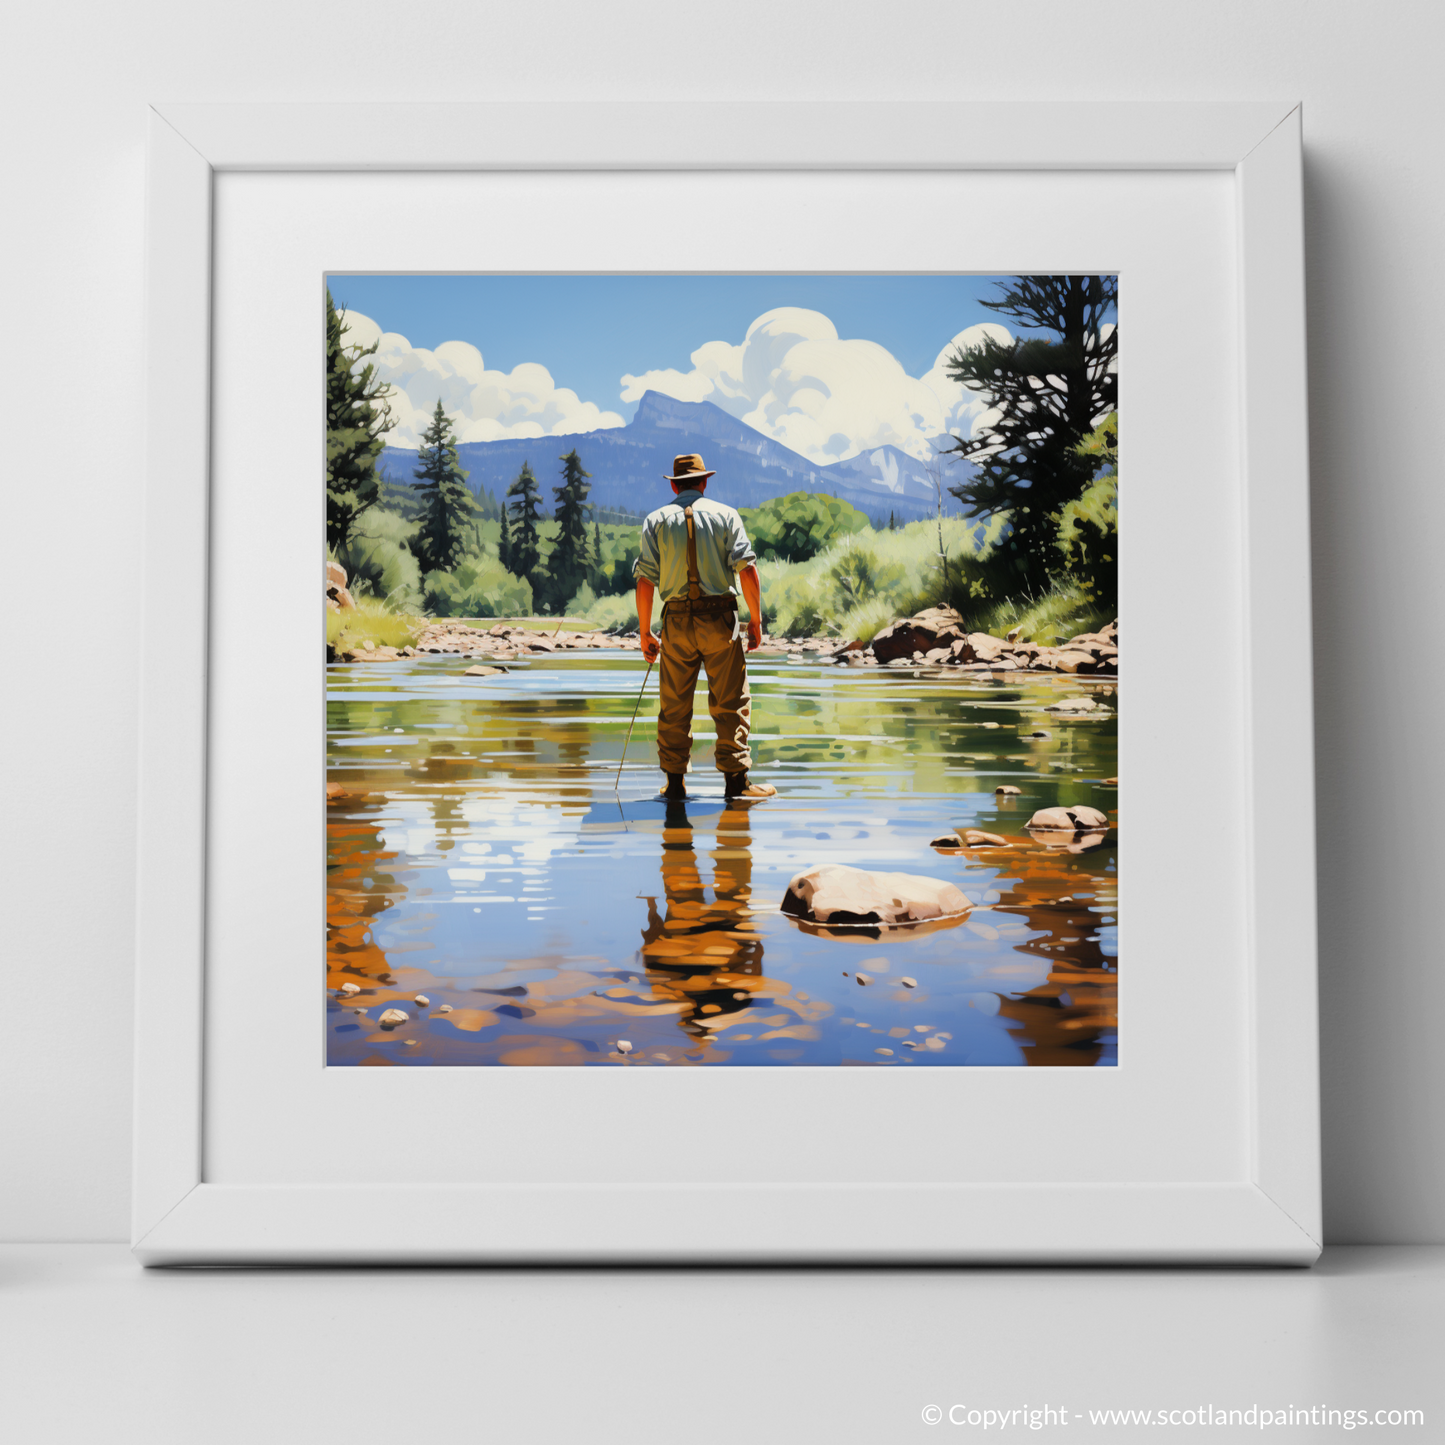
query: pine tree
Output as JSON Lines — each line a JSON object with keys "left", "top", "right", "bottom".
{"left": 943, "top": 275, "right": 1117, "bottom": 590}
{"left": 545, "top": 449, "right": 592, "bottom": 609}
{"left": 412, "top": 401, "right": 473, "bottom": 574}
{"left": 590, "top": 520, "right": 604, "bottom": 582}
{"left": 498, "top": 504, "right": 513, "bottom": 572}
{"left": 505, "top": 462, "right": 543, "bottom": 579}
{"left": 888, "top": 510, "right": 896, "bottom": 531}
{"left": 325, "top": 290, "right": 395, "bottom": 552}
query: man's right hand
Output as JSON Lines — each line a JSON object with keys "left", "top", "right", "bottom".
{"left": 640, "top": 630, "right": 661, "bottom": 663}
{"left": 746, "top": 620, "right": 762, "bottom": 652}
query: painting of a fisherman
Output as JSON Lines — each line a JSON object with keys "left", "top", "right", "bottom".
{"left": 634, "top": 453, "right": 778, "bottom": 802}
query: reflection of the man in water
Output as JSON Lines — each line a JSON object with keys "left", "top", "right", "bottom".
{"left": 637, "top": 801, "right": 769, "bottom": 1039}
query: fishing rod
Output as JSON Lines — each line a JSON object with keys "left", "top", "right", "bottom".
{"left": 614, "top": 656, "right": 655, "bottom": 792}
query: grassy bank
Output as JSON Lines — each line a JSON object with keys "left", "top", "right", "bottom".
{"left": 330, "top": 507, "right": 1111, "bottom": 650}
{"left": 579, "top": 516, "right": 1107, "bottom": 645}
{"left": 326, "top": 595, "right": 425, "bottom": 652}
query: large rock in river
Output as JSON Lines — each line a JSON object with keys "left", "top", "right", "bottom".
{"left": 1026, "top": 805, "right": 1110, "bottom": 832}
{"left": 781, "top": 863, "right": 972, "bottom": 926}
{"left": 869, "top": 606, "right": 971, "bottom": 664}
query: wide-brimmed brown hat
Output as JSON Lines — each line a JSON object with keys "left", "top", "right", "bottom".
{"left": 664, "top": 453, "right": 716, "bottom": 485}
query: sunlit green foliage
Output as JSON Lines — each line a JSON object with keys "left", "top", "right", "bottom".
{"left": 326, "top": 593, "right": 424, "bottom": 652}
{"left": 424, "top": 555, "right": 533, "bottom": 618}
{"left": 739, "top": 491, "right": 870, "bottom": 563}
{"left": 751, "top": 516, "right": 998, "bottom": 637}
{"left": 333, "top": 505, "right": 424, "bottom": 612}
{"left": 1055, "top": 411, "right": 1117, "bottom": 608}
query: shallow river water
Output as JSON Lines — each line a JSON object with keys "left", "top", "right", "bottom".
{"left": 326, "top": 651, "right": 1118, "bottom": 1067}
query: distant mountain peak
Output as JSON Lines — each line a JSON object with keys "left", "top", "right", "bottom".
{"left": 377, "top": 388, "right": 972, "bottom": 523}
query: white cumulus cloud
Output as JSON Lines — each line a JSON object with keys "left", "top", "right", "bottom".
{"left": 620, "top": 308, "right": 1014, "bottom": 465}
{"left": 338, "top": 310, "right": 626, "bottom": 449}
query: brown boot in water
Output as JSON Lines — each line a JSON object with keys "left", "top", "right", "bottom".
{"left": 660, "top": 773, "right": 687, "bottom": 801}
{"left": 724, "top": 771, "right": 777, "bottom": 801}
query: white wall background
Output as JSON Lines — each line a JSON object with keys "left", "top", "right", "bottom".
{"left": 1, "top": 0, "right": 1439, "bottom": 1244}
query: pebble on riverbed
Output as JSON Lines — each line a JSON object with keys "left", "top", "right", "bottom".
{"left": 616, "top": 1040, "right": 634, "bottom": 1054}
{"left": 338, "top": 981, "right": 360, "bottom": 998}
{"left": 996, "top": 785, "right": 1022, "bottom": 795}
{"left": 378, "top": 1008, "right": 408, "bottom": 1029}
{"left": 855, "top": 972, "right": 874, "bottom": 986}
{"left": 414, "top": 995, "right": 430, "bottom": 1006}
{"left": 437, "top": 1004, "right": 453, "bottom": 1014}
{"left": 963, "top": 829, "right": 1007, "bottom": 847}
{"left": 900, "top": 977, "right": 918, "bottom": 988}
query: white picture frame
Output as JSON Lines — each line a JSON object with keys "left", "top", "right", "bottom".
{"left": 134, "top": 101, "right": 1318, "bottom": 1265}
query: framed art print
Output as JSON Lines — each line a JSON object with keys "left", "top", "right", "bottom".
{"left": 320, "top": 270, "right": 1119, "bottom": 1071}
{"left": 134, "top": 102, "right": 1319, "bottom": 1264}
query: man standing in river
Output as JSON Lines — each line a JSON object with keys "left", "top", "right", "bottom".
{"left": 634, "top": 453, "right": 777, "bottom": 802}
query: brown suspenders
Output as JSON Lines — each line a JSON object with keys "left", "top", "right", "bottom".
{"left": 663, "top": 502, "right": 735, "bottom": 619}
{"left": 683, "top": 505, "right": 703, "bottom": 601}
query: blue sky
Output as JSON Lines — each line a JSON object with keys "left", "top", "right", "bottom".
{"left": 325, "top": 274, "right": 1116, "bottom": 463}
{"left": 326, "top": 274, "right": 1021, "bottom": 420}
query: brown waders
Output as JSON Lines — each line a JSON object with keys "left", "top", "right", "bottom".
{"left": 657, "top": 504, "right": 751, "bottom": 779}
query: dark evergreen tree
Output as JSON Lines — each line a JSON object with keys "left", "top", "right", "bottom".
{"left": 942, "top": 275, "right": 1117, "bottom": 590}
{"left": 505, "top": 462, "right": 543, "bottom": 580}
{"left": 590, "top": 520, "right": 604, "bottom": 584}
{"left": 325, "top": 289, "right": 395, "bottom": 552}
{"left": 412, "top": 401, "right": 472, "bottom": 574}
{"left": 545, "top": 450, "right": 592, "bottom": 609}
{"left": 498, "top": 504, "right": 513, "bottom": 572}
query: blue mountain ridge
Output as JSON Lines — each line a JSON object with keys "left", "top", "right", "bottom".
{"left": 378, "top": 390, "right": 975, "bottom": 524}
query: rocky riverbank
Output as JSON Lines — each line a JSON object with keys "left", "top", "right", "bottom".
{"left": 327, "top": 564, "right": 1116, "bottom": 674}
{"left": 840, "top": 606, "right": 1117, "bottom": 676}
{"left": 330, "top": 611, "right": 1117, "bottom": 672}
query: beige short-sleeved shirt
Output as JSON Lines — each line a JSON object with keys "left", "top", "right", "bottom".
{"left": 633, "top": 489, "right": 756, "bottom": 603}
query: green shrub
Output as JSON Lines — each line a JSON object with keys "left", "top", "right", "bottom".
{"left": 826, "top": 538, "right": 907, "bottom": 614}
{"left": 335, "top": 508, "right": 424, "bottom": 611}
{"left": 423, "top": 557, "right": 532, "bottom": 618}
{"left": 835, "top": 595, "right": 900, "bottom": 645}
{"left": 1055, "top": 473, "right": 1117, "bottom": 606}
{"left": 740, "top": 492, "right": 870, "bottom": 563}
{"left": 566, "top": 580, "right": 598, "bottom": 617}
{"left": 584, "top": 591, "right": 640, "bottom": 632}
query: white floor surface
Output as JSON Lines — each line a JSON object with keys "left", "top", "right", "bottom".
{"left": 1, "top": 1245, "right": 1440, "bottom": 1442}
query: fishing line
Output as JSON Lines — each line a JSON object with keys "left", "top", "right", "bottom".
{"left": 615, "top": 657, "right": 656, "bottom": 792}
